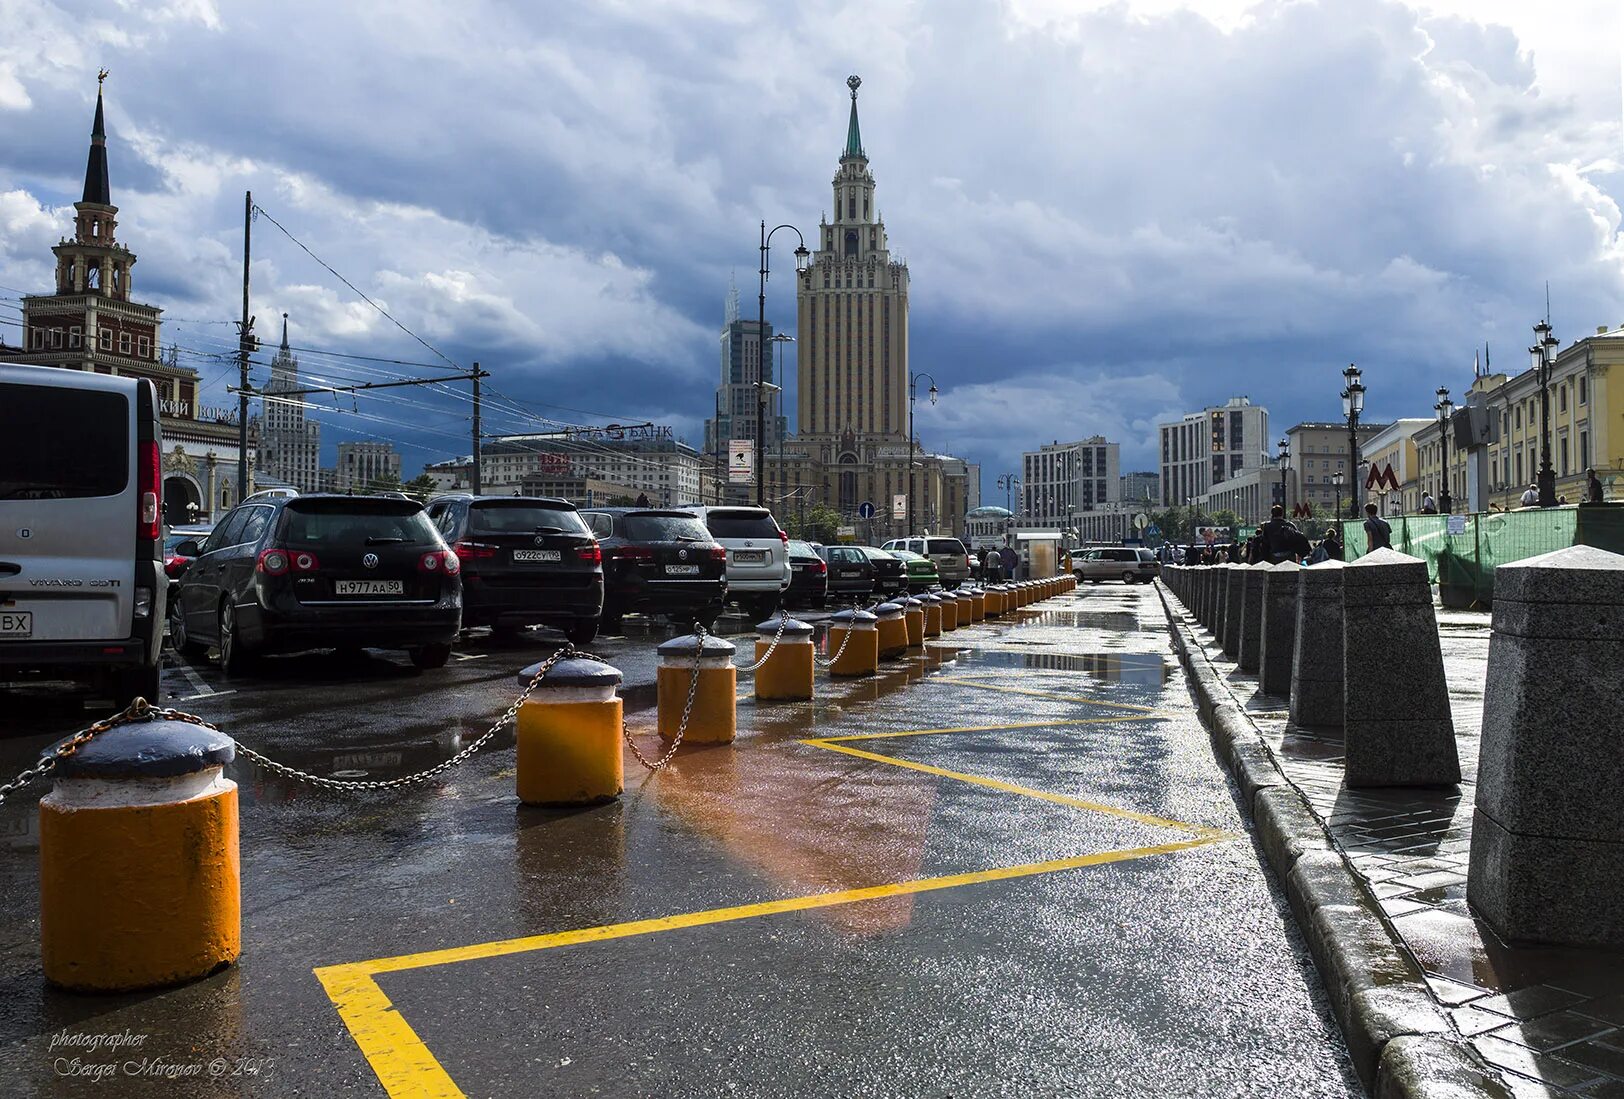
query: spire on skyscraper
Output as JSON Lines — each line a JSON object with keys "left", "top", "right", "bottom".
{"left": 82, "top": 70, "right": 111, "bottom": 207}
{"left": 844, "top": 75, "right": 864, "bottom": 159}
{"left": 281, "top": 312, "right": 290, "bottom": 351}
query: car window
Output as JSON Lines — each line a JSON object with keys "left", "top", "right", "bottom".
{"left": 236, "top": 506, "right": 274, "bottom": 548}
{"left": 0, "top": 381, "right": 128, "bottom": 499}
{"left": 469, "top": 502, "right": 588, "bottom": 535}
{"left": 703, "top": 510, "right": 779, "bottom": 539}
{"left": 204, "top": 509, "right": 249, "bottom": 553}
{"left": 583, "top": 513, "right": 613, "bottom": 537}
{"left": 278, "top": 499, "right": 439, "bottom": 549}
{"left": 788, "top": 540, "right": 817, "bottom": 557}
{"left": 927, "top": 538, "right": 966, "bottom": 556}
{"left": 625, "top": 513, "right": 711, "bottom": 541}
{"left": 430, "top": 505, "right": 458, "bottom": 536}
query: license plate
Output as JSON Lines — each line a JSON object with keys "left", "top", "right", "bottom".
{"left": 665, "top": 565, "right": 700, "bottom": 576}
{"left": 0, "top": 611, "right": 31, "bottom": 638}
{"left": 733, "top": 550, "right": 765, "bottom": 563}
{"left": 512, "top": 549, "right": 562, "bottom": 563}
{"left": 840, "top": 570, "right": 861, "bottom": 577}
{"left": 334, "top": 580, "right": 404, "bottom": 596}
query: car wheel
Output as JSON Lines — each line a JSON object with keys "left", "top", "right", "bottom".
{"left": 169, "top": 602, "right": 206, "bottom": 658}
{"left": 218, "top": 602, "right": 256, "bottom": 676}
{"left": 110, "top": 661, "right": 161, "bottom": 707}
{"left": 565, "top": 618, "right": 599, "bottom": 647}
{"left": 1122, "top": 572, "right": 1138, "bottom": 584}
{"left": 409, "top": 643, "right": 452, "bottom": 670}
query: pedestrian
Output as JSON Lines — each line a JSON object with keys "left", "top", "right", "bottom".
{"left": 1520, "top": 483, "right": 1538, "bottom": 507}
{"left": 635, "top": 491, "right": 650, "bottom": 507}
{"left": 1420, "top": 492, "right": 1437, "bottom": 515}
{"left": 1587, "top": 467, "right": 1605, "bottom": 504}
{"left": 1309, "top": 526, "right": 1344, "bottom": 563}
{"left": 1363, "top": 502, "right": 1392, "bottom": 552}
{"left": 1258, "top": 504, "right": 1301, "bottom": 564}
{"left": 999, "top": 543, "right": 1019, "bottom": 581}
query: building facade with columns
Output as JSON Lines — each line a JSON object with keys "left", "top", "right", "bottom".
{"left": 254, "top": 314, "right": 323, "bottom": 493}
{"left": 0, "top": 77, "right": 250, "bottom": 524}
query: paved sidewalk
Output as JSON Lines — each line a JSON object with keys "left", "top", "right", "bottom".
{"left": 1175, "top": 595, "right": 1624, "bottom": 1098}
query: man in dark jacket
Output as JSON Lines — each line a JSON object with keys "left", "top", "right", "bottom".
{"left": 1363, "top": 502, "right": 1393, "bottom": 552}
{"left": 1587, "top": 468, "right": 1605, "bottom": 504}
{"left": 1258, "top": 504, "right": 1303, "bottom": 564}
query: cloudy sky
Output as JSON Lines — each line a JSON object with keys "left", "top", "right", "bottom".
{"left": 2, "top": 0, "right": 1621, "bottom": 498}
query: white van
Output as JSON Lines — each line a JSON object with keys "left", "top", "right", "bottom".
{"left": 0, "top": 364, "right": 166, "bottom": 704}
{"left": 679, "top": 505, "right": 790, "bottom": 620}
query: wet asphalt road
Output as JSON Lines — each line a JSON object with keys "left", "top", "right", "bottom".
{"left": 0, "top": 586, "right": 1359, "bottom": 1098}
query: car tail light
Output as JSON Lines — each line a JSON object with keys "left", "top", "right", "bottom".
{"left": 778, "top": 529, "right": 789, "bottom": 544}
{"left": 291, "top": 550, "right": 320, "bottom": 572}
{"left": 577, "top": 544, "right": 603, "bottom": 564}
{"left": 138, "top": 439, "right": 160, "bottom": 541}
{"left": 453, "top": 541, "right": 497, "bottom": 560}
{"left": 256, "top": 548, "right": 289, "bottom": 576}
{"left": 420, "top": 550, "right": 461, "bottom": 575}
{"left": 812, "top": 559, "right": 827, "bottom": 575}
{"left": 611, "top": 546, "right": 654, "bottom": 561}
{"left": 710, "top": 546, "right": 727, "bottom": 562}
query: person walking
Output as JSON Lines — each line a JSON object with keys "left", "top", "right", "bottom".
{"left": 1363, "top": 502, "right": 1393, "bottom": 552}
{"left": 1520, "top": 483, "right": 1539, "bottom": 507}
{"left": 999, "top": 542, "right": 1019, "bottom": 581}
{"left": 1258, "top": 504, "right": 1302, "bottom": 564}
{"left": 1420, "top": 492, "right": 1437, "bottom": 515}
{"left": 635, "top": 491, "right": 651, "bottom": 507}
{"left": 1309, "top": 526, "right": 1344, "bottom": 564}
{"left": 1587, "top": 468, "right": 1605, "bottom": 504}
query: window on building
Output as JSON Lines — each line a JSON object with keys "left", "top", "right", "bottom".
{"left": 1581, "top": 430, "right": 1590, "bottom": 469}
{"left": 1580, "top": 377, "right": 1588, "bottom": 405}
{"left": 1514, "top": 406, "right": 1521, "bottom": 429}
{"left": 49, "top": 328, "right": 62, "bottom": 349}
{"left": 86, "top": 266, "right": 99, "bottom": 289}
{"left": 119, "top": 332, "right": 131, "bottom": 354}
{"left": 68, "top": 326, "right": 81, "bottom": 348}
{"left": 30, "top": 327, "right": 42, "bottom": 349}
{"left": 1560, "top": 435, "right": 1570, "bottom": 476}
{"left": 99, "top": 327, "right": 112, "bottom": 350}
{"left": 137, "top": 335, "right": 150, "bottom": 359}
{"left": 1560, "top": 385, "right": 1568, "bottom": 413}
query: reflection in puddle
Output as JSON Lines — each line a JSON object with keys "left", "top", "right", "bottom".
{"left": 956, "top": 648, "right": 1171, "bottom": 688}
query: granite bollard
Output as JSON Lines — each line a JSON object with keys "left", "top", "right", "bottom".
{"left": 1468, "top": 545, "right": 1624, "bottom": 947}
{"left": 1238, "top": 563, "right": 1270, "bottom": 673}
{"left": 1222, "top": 564, "right": 1246, "bottom": 658}
{"left": 1213, "top": 566, "right": 1233, "bottom": 646}
{"left": 1289, "top": 560, "right": 1345, "bottom": 729}
{"left": 1258, "top": 561, "right": 1301, "bottom": 697}
{"left": 1341, "top": 548, "right": 1460, "bottom": 788}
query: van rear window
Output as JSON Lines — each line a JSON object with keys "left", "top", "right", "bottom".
{"left": 279, "top": 499, "right": 438, "bottom": 548}
{"left": 705, "top": 511, "right": 780, "bottom": 539}
{"left": 470, "top": 502, "right": 588, "bottom": 535}
{"left": 0, "top": 383, "right": 127, "bottom": 499}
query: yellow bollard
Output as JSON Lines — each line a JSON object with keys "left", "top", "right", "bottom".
{"left": 826, "top": 609, "right": 880, "bottom": 677}
{"left": 921, "top": 593, "right": 944, "bottom": 637}
{"left": 515, "top": 656, "right": 624, "bottom": 805}
{"left": 902, "top": 597, "right": 926, "bottom": 647}
{"left": 968, "top": 587, "right": 986, "bottom": 622}
{"left": 753, "top": 616, "right": 815, "bottom": 701}
{"left": 657, "top": 634, "right": 737, "bottom": 744}
{"left": 873, "top": 602, "right": 909, "bottom": 659}
{"left": 939, "top": 591, "right": 960, "bottom": 631}
{"left": 40, "top": 717, "right": 240, "bottom": 992}
{"left": 949, "top": 591, "right": 974, "bottom": 628}
{"left": 984, "top": 586, "right": 1003, "bottom": 618}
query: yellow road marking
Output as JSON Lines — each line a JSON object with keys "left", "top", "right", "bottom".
{"left": 314, "top": 965, "right": 463, "bottom": 1099}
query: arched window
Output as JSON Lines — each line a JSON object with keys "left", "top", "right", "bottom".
{"left": 847, "top": 193, "right": 855, "bottom": 219}
{"left": 844, "top": 230, "right": 858, "bottom": 257}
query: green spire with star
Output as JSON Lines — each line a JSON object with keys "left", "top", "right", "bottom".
{"left": 844, "top": 74, "right": 864, "bottom": 159}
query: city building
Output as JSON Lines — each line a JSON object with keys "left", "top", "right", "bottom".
{"left": 1358, "top": 419, "right": 1432, "bottom": 515}
{"left": 0, "top": 77, "right": 251, "bottom": 522}
{"left": 1120, "top": 471, "right": 1160, "bottom": 507}
{"left": 702, "top": 283, "right": 788, "bottom": 504}
{"left": 1020, "top": 437, "right": 1121, "bottom": 529}
{"left": 775, "top": 76, "right": 974, "bottom": 538}
{"left": 1282, "top": 420, "right": 1389, "bottom": 517}
{"left": 254, "top": 314, "right": 323, "bottom": 493}
{"left": 427, "top": 427, "right": 710, "bottom": 506}
{"left": 1158, "top": 397, "right": 1270, "bottom": 507}
{"left": 1196, "top": 461, "right": 1285, "bottom": 527}
{"left": 334, "top": 440, "right": 402, "bottom": 492}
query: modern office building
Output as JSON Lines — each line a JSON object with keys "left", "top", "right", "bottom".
{"left": 1020, "top": 437, "right": 1121, "bottom": 529}
{"left": 1158, "top": 397, "right": 1269, "bottom": 507}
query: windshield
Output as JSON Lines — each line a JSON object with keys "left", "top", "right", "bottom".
{"left": 0, "top": 382, "right": 128, "bottom": 499}
{"left": 625, "top": 514, "right": 711, "bottom": 541}
{"left": 278, "top": 499, "right": 439, "bottom": 549}
{"left": 469, "top": 502, "right": 588, "bottom": 535}
{"left": 704, "top": 511, "right": 780, "bottom": 539}
{"left": 927, "top": 538, "right": 967, "bottom": 556}
{"left": 788, "top": 540, "right": 818, "bottom": 557}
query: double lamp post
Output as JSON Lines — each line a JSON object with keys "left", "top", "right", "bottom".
{"left": 756, "top": 222, "right": 809, "bottom": 508}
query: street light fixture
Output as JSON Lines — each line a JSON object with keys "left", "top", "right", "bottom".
{"left": 1340, "top": 364, "right": 1366, "bottom": 519}
{"left": 1331, "top": 470, "right": 1345, "bottom": 525}
{"left": 908, "top": 371, "right": 939, "bottom": 535}
{"left": 1529, "top": 321, "right": 1559, "bottom": 507}
{"left": 770, "top": 332, "right": 795, "bottom": 505}
{"left": 1276, "top": 436, "right": 1290, "bottom": 515}
{"left": 1434, "top": 386, "right": 1454, "bottom": 513}
{"left": 757, "top": 221, "right": 809, "bottom": 507}
{"left": 997, "top": 473, "right": 1020, "bottom": 515}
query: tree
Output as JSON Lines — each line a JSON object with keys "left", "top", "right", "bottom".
{"left": 364, "top": 470, "right": 404, "bottom": 495}
{"left": 403, "top": 473, "right": 438, "bottom": 502}
{"left": 785, "top": 504, "right": 842, "bottom": 544}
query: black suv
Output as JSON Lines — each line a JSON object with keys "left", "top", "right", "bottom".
{"left": 426, "top": 495, "right": 602, "bottom": 646}
{"left": 578, "top": 508, "right": 726, "bottom": 632}
{"left": 813, "top": 544, "right": 875, "bottom": 601}
{"left": 857, "top": 546, "right": 907, "bottom": 597}
{"left": 784, "top": 539, "right": 828, "bottom": 609}
{"left": 168, "top": 494, "right": 462, "bottom": 673}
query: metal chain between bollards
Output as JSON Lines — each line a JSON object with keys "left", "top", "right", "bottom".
{"left": 813, "top": 614, "right": 858, "bottom": 668}
{"left": 620, "top": 623, "right": 706, "bottom": 772}
{"left": 734, "top": 608, "right": 791, "bottom": 674}
{"left": 0, "top": 696, "right": 177, "bottom": 806}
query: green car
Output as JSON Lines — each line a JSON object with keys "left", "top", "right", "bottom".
{"left": 887, "top": 549, "right": 941, "bottom": 594}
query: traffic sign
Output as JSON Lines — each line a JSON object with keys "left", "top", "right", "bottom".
{"left": 892, "top": 494, "right": 907, "bottom": 520}
{"left": 728, "top": 439, "right": 753, "bottom": 484}
{"left": 1146, "top": 523, "right": 1160, "bottom": 537}
{"left": 857, "top": 501, "right": 875, "bottom": 520}
{"left": 1134, "top": 512, "right": 1149, "bottom": 530}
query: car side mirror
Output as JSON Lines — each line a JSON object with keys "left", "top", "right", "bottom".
{"left": 174, "top": 539, "right": 201, "bottom": 557}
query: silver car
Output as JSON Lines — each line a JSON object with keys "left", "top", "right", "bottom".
{"left": 1074, "top": 546, "right": 1159, "bottom": 584}
{"left": 680, "top": 505, "right": 790, "bottom": 619}
{"left": 880, "top": 536, "right": 972, "bottom": 588}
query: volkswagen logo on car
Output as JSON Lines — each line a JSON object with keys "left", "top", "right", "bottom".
{"left": 362, "top": 553, "right": 380, "bottom": 569}
{"left": 679, "top": 549, "right": 688, "bottom": 560}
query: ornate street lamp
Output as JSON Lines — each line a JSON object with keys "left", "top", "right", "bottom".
{"left": 757, "top": 222, "right": 809, "bottom": 507}
{"left": 908, "top": 371, "right": 939, "bottom": 534}
{"left": 1276, "top": 436, "right": 1290, "bottom": 515}
{"left": 1340, "top": 364, "right": 1366, "bottom": 518}
{"left": 1529, "top": 321, "right": 1559, "bottom": 507}
{"left": 1331, "top": 470, "right": 1345, "bottom": 524}
{"left": 1434, "top": 386, "right": 1454, "bottom": 513}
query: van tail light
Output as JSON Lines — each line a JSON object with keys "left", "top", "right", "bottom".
{"left": 611, "top": 546, "right": 654, "bottom": 561}
{"left": 576, "top": 544, "right": 603, "bottom": 564}
{"left": 420, "top": 550, "right": 460, "bottom": 576}
{"left": 138, "top": 439, "right": 160, "bottom": 541}
{"left": 453, "top": 541, "right": 497, "bottom": 560}
{"left": 256, "top": 549, "right": 289, "bottom": 576}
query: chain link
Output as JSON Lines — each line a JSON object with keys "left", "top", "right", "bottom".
{"left": 813, "top": 614, "right": 858, "bottom": 668}
{"left": 621, "top": 624, "right": 706, "bottom": 772}
{"left": 734, "top": 608, "right": 791, "bottom": 674}
{"left": 0, "top": 696, "right": 189, "bottom": 806}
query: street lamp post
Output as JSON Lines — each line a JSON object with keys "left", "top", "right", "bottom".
{"left": 1434, "top": 386, "right": 1454, "bottom": 514}
{"left": 1341, "top": 364, "right": 1366, "bottom": 519}
{"left": 997, "top": 473, "right": 1020, "bottom": 515}
{"left": 1276, "top": 436, "right": 1290, "bottom": 515}
{"left": 908, "top": 371, "right": 940, "bottom": 535}
{"left": 757, "top": 221, "right": 809, "bottom": 508}
{"left": 1331, "top": 471, "right": 1345, "bottom": 526}
{"left": 1530, "top": 321, "right": 1559, "bottom": 507}
{"left": 770, "top": 332, "right": 795, "bottom": 506}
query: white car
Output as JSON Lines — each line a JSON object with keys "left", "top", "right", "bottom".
{"left": 680, "top": 505, "right": 790, "bottom": 620}
{"left": 881, "top": 536, "right": 972, "bottom": 588}
{"left": 1, "top": 364, "right": 167, "bottom": 704}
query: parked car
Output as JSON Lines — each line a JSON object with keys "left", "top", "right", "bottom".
{"left": 887, "top": 549, "right": 941, "bottom": 593}
{"left": 426, "top": 495, "right": 603, "bottom": 645}
{"left": 167, "top": 494, "right": 462, "bottom": 673}
{"left": 814, "top": 543, "right": 876, "bottom": 602}
{"left": 784, "top": 540, "right": 828, "bottom": 609}
{"left": 0, "top": 364, "right": 166, "bottom": 705}
{"left": 857, "top": 545, "right": 907, "bottom": 597}
{"left": 579, "top": 508, "right": 727, "bottom": 632}
{"left": 164, "top": 524, "right": 214, "bottom": 580}
{"left": 679, "top": 505, "right": 790, "bottom": 620}
{"left": 1074, "top": 546, "right": 1160, "bottom": 584}
{"left": 881, "top": 536, "right": 973, "bottom": 588}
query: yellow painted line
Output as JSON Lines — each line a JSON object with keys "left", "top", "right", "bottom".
{"left": 804, "top": 737, "right": 1228, "bottom": 838}
{"left": 314, "top": 964, "right": 464, "bottom": 1098}
{"left": 815, "top": 714, "right": 1159, "bottom": 743}
{"left": 932, "top": 676, "right": 1160, "bottom": 712}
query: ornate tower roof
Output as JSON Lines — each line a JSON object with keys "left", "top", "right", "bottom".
{"left": 843, "top": 75, "right": 864, "bottom": 160}
{"left": 82, "top": 70, "right": 111, "bottom": 207}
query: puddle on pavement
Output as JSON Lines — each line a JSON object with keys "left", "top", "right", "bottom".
{"left": 952, "top": 647, "right": 1171, "bottom": 687}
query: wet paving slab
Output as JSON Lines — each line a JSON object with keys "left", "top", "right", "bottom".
{"left": 0, "top": 587, "right": 1360, "bottom": 1098}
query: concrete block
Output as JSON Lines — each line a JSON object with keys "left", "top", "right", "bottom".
{"left": 1469, "top": 807, "right": 1624, "bottom": 947}
{"left": 1214, "top": 565, "right": 1233, "bottom": 645}
{"left": 1259, "top": 561, "right": 1300, "bottom": 697}
{"left": 1222, "top": 565, "right": 1246, "bottom": 658}
{"left": 1373, "top": 1035, "right": 1515, "bottom": 1099}
{"left": 1342, "top": 548, "right": 1459, "bottom": 788}
{"left": 1289, "top": 560, "right": 1345, "bottom": 729}
{"left": 1238, "top": 563, "right": 1270, "bottom": 673}
{"left": 1253, "top": 785, "right": 1330, "bottom": 880}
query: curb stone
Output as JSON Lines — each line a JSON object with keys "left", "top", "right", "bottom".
{"left": 1154, "top": 581, "right": 1510, "bottom": 1099}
